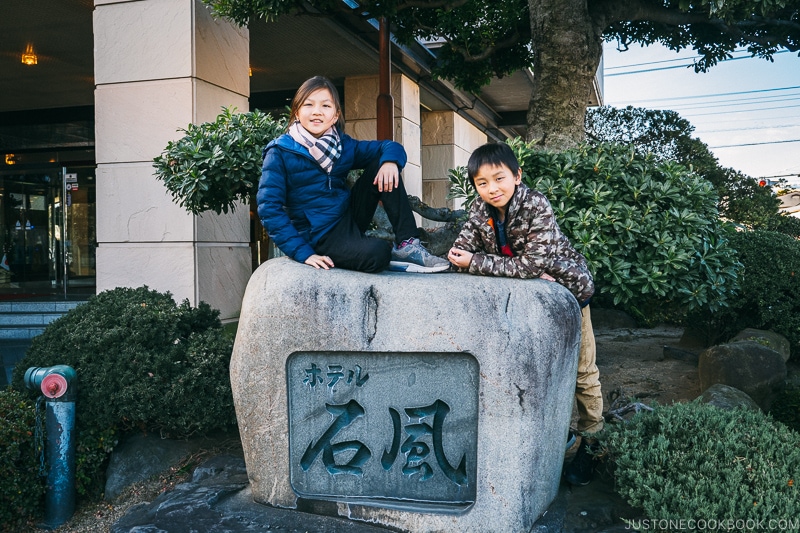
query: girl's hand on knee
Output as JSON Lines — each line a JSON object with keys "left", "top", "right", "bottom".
{"left": 305, "top": 254, "right": 335, "bottom": 269}
{"left": 374, "top": 162, "right": 399, "bottom": 192}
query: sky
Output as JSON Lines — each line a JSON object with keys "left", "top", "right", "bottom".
{"left": 600, "top": 41, "right": 800, "bottom": 183}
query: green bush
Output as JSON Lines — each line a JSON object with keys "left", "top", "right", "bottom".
{"left": 771, "top": 385, "right": 800, "bottom": 433}
{"left": 598, "top": 401, "right": 800, "bottom": 531}
{"left": 688, "top": 230, "right": 800, "bottom": 353}
{"left": 0, "top": 389, "right": 44, "bottom": 531}
{"left": 153, "top": 106, "right": 287, "bottom": 214}
{"left": 449, "top": 140, "right": 741, "bottom": 324}
{"left": 11, "top": 287, "right": 236, "bottom": 498}
{"left": 13, "top": 286, "right": 235, "bottom": 436}
{"left": 763, "top": 212, "right": 800, "bottom": 239}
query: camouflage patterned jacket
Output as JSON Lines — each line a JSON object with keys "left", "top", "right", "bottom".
{"left": 452, "top": 184, "right": 595, "bottom": 304}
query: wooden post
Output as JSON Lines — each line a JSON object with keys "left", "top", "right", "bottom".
{"left": 377, "top": 17, "right": 394, "bottom": 141}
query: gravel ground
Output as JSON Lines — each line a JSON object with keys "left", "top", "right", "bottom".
{"left": 38, "top": 441, "right": 242, "bottom": 533}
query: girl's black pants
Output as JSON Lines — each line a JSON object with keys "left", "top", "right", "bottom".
{"left": 314, "top": 160, "right": 419, "bottom": 273}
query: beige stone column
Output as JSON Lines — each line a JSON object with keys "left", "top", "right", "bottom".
{"left": 421, "top": 111, "right": 487, "bottom": 227}
{"left": 93, "top": 0, "right": 250, "bottom": 320}
{"left": 344, "top": 74, "right": 422, "bottom": 224}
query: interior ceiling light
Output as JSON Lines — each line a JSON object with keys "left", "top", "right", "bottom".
{"left": 5, "top": 154, "right": 16, "bottom": 165}
{"left": 21, "top": 43, "right": 38, "bottom": 66}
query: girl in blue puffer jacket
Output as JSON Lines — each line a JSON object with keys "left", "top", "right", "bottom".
{"left": 257, "top": 76, "right": 450, "bottom": 274}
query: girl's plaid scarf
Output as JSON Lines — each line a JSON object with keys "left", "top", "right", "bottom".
{"left": 288, "top": 120, "right": 342, "bottom": 174}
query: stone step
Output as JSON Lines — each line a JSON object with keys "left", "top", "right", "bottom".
{"left": 0, "top": 299, "right": 87, "bottom": 386}
{"left": 0, "top": 300, "right": 84, "bottom": 315}
{"left": 0, "top": 301, "right": 83, "bottom": 330}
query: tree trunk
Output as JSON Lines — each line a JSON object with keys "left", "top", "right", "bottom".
{"left": 527, "top": 0, "right": 604, "bottom": 150}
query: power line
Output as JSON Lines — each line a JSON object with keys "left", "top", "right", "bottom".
{"left": 605, "top": 47, "right": 768, "bottom": 69}
{"left": 667, "top": 94, "right": 800, "bottom": 111}
{"left": 696, "top": 123, "right": 800, "bottom": 133}
{"left": 605, "top": 50, "right": 791, "bottom": 76}
{"left": 606, "top": 92, "right": 800, "bottom": 114}
{"left": 607, "top": 85, "right": 800, "bottom": 105}
{"left": 683, "top": 103, "right": 800, "bottom": 117}
{"left": 676, "top": 91, "right": 800, "bottom": 106}
{"left": 710, "top": 138, "right": 800, "bottom": 149}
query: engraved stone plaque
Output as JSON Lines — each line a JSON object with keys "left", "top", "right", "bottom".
{"left": 287, "top": 351, "right": 479, "bottom": 512}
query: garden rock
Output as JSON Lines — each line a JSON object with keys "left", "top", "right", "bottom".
{"left": 231, "top": 257, "right": 581, "bottom": 532}
{"left": 699, "top": 383, "right": 761, "bottom": 412}
{"left": 112, "top": 454, "right": 391, "bottom": 533}
{"left": 731, "top": 328, "right": 791, "bottom": 363}
{"left": 105, "top": 432, "right": 226, "bottom": 500}
{"left": 698, "top": 341, "right": 786, "bottom": 411}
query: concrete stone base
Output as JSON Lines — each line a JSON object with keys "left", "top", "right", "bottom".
{"left": 231, "top": 258, "right": 581, "bottom": 532}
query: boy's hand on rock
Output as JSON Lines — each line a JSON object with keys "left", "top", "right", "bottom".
{"left": 448, "top": 247, "right": 472, "bottom": 269}
{"left": 540, "top": 272, "right": 556, "bottom": 282}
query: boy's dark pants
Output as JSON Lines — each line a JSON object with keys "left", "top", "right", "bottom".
{"left": 315, "top": 160, "right": 419, "bottom": 273}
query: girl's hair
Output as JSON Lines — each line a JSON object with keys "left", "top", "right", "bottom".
{"left": 467, "top": 142, "right": 521, "bottom": 188}
{"left": 288, "top": 76, "right": 345, "bottom": 131}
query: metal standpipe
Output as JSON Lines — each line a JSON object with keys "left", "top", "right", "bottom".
{"left": 24, "top": 365, "right": 77, "bottom": 530}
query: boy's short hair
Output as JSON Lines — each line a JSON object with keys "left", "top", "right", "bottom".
{"left": 467, "top": 142, "right": 521, "bottom": 188}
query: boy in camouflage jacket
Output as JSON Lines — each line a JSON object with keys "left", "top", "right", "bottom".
{"left": 448, "top": 142, "right": 602, "bottom": 486}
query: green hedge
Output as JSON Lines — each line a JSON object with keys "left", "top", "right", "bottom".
{"left": 688, "top": 230, "right": 800, "bottom": 354}
{"left": 11, "top": 286, "right": 236, "bottom": 499}
{"left": 0, "top": 389, "right": 44, "bottom": 531}
{"left": 599, "top": 401, "right": 800, "bottom": 531}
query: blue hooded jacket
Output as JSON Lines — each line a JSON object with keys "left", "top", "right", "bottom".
{"left": 257, "top": 131, "right": 407, "bottom": 263}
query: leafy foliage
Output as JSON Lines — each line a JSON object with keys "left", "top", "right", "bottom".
{"left": 12, "top": 287, "right": 235, "bottom": 437}
{"left": 202, "top": 0, "right": 800, "bottom": 148}
{"left": 389, "top": 0, "right": 532, "bottom": 94}
{"left": 598, "top": 401, "right": 800, "bottom": 529}
{"left": 586, "top": 106, "right": 781, "bottom": 229}
{"left": 204, "top": 0, "right": 800, "bottom": 94}
{"left": 688, "top": 230, "right": 800, "bottom": 354}
{"left": 11, "top": 287, "right": 236, "bottom": 499}
{"left": 449, "top": 140, "right": 741, "bottom": 323}
{"left": 74, "top": 427, "right": 117, "bottom": 500}
{"left": 0, "top": 389, "right": 43, "bottom": 531}
{"left": 765, "top": 212, "right": 800, "bottom": 238}
{"left": 605, "top": 1, "right": 800, "bottom": 74}
{"left": 586, "top": 106, "right": 699, "bottom": 163}
{"left": 153, "top": 107, "right": 287, "bottom": 214}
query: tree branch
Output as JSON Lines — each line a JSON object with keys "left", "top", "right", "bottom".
{"left": 395, "top": 0, "right": 469, "bottom": 12}
{"left": 594, "top": 0, "right": 800, "bottom": 47}
{"left": 449, "top": 30, "right": 522, "bottom": 62}
{"left": 407, "top": 195, "right": 466, "bottom": 223}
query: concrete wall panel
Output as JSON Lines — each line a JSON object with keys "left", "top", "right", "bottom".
{"left": 94, "top": 0, "right": 193, "bottom": 84}
{"left": 96, "top": 243, "right": 196, "bottom": 304}
{"left": 95, "top": 163, "right": 194, "bottom": 243}
{"left": 95, "top": 79, "right": 194, "bottom": 164}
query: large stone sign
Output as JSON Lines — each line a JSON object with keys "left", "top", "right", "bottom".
{"left": 231, "top": 257, "right": 580, "bottom": 532}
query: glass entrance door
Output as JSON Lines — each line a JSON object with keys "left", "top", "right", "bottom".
{"left": 58, "top": 166, "right": 96, "bottom": 294}
{"left": 0, "top": 165, "right": 96, "bottom": 298}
